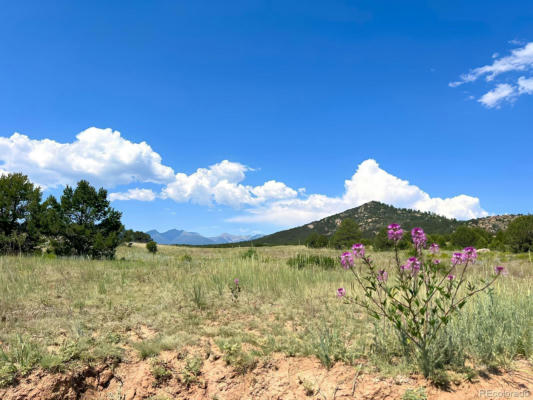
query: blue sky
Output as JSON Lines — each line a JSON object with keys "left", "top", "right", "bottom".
{"left": 0, "top": 1, "right": 532, "bottom": 236}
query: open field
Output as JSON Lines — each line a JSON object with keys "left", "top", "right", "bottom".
{"left": 0, "top": 244, "right": 532, "bottom": 399}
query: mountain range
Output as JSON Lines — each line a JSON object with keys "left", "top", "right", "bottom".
{"left": 146, "top": 229, "right": 263, "bottom": 245}
{"left": 147, "top": 201, "right": 520, "bottom": 246}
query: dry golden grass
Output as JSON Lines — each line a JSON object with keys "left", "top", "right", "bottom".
{"left": 0, "top": 244, "right": 531, "bottom": 387}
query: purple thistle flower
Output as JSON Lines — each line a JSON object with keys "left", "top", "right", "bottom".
{"left": 408, "top": 257, "right": 421, "bottom": 271}
{"left": 377, "top": 269, "right": 388, "bottom": 282}
{"left": 234, "top": 278, "right": 239, "bottom": 285}
{"left": 340, "top": 252, "right": 354, "bottom": 269}
{"left": 429, "top": 243, "right": 440, "bottom": 254}
{"left": 494, "top": 265, "right": 506, "bottom": 275}
{"left": 352, "top": 243, "right": 365, "bottom": 258}
{"left": 400, "top": 264, "right": 411, "bottom": 271}
{"left": 447, "top": 274, "right": 455, "bottom": 281}
{"left": 452, "top": 252, "right": 465, "bottom": 266}
{"left": 337, "top": 288, "right": 346, "bottom": 298}
{"left": 463, "top": 247, "right": 477, "bottom": 262}
{"left": 400, "top": 257, "right": 421, "bottom": 275}
{"left": 411, "top": 227, "right": 427, "bottom": 249}
{"left": 433, "top": 259, "right": 441, "bottom": 265}
{"left": 387, "top": 223, "right": 404, "bottom": 241}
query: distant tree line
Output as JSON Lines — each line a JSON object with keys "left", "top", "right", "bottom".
{"left": 305, "top": 217, "right": 533, "bottom": 253}
{"left": 0, "top": 173, "right": 150, "bottom": 258}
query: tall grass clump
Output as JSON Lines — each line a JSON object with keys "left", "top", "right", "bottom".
{"left": 0, "top": 336, "right": 41, "bottom": 386}
{"left": 240, "top": 248, "right": 257, "bottom": 259}
{"left": 191, "top": 283, "right": 207, "bottom": 310}
{"left": 287, "top": 254, "right": 336, "bottom": 269}
{"left": 440, "top": 287, "right": 533, "bottom": 367}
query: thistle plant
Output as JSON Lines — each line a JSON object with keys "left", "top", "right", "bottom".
{"left": 338, "top": 223, "right": 506, "bottom": 377}
{"left": 230, "top": 278, "right": 241, "bottom": 301}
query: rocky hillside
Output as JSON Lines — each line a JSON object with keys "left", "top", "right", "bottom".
{"left": 467, "top": 214, "right": 520, "bottom": 234}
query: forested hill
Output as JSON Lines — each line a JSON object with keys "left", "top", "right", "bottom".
{"left": 247, "top": 201, "right": 463, "bottom": 245}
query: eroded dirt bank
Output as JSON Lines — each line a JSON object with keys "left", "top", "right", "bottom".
{"left": 1, "top": 353, "right": 531, "bottom": 400}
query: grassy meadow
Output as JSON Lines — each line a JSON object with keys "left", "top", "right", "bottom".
{"left": 0, "top": 244, "right": 532, "bottom": 387}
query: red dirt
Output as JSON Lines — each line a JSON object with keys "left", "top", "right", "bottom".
{"left": 1, "top": 353, "right": 531, "bottom": 400}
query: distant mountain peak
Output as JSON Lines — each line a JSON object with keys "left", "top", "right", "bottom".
{"left": 145, "top": 229, "right": 263, "bottom": 245}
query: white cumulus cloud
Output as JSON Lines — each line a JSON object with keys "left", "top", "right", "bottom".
{"left": 450, "top": 42, "right": 533, "bottom": 107}
{"left": 0, "top": 127, "right": 175, "bottom": 188}
{"left": 0, "top": 128, "right": 489, "bottom": 227}
{"left": 250, "top": 180, "right": 298, "bottom": 201}
{"left": 229, "top": 159, "right": 488, "bottom": 226}
{"left": 109, "top": 188, "right": 157, "bottom": 202}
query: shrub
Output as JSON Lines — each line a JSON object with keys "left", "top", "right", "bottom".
{"left": 287, "top": 254, "right": 336, "bottom": 269}
{"left": 122, "top": 229, "right": 152, "bottom": 243}
{"left": 217, "top": 340, "right": 257, "bottom": 375}
{"left": 304, "top": 232, "right": 329, "bottom": 248}
{"left": 150, "top": 359, "right": 172, "bottom": 385}
{"left": 181, "top": 356, "right": 203, "bottom": 387}
{"left": 240, "top": 248, "right": 257, "bottom": 259}
{"left": 146, "top": 241, "right": 158, "bottom": 255}
{"left": 450, "top": 226, "right": 491, "bottom": 249}
{"left": 330, "top": 219, "right": 361, "bottom": 249}
{"left": 181, "top": 254, "right": 193, "bottom": 262}
{"left": 402, "top": 387, "right": 427, "bottom": 400}
{"left": 338, "top": 223, "right": 504, "bottom": 377}
{"left": 505, "top": 215, "right": 533, "bottom": 253}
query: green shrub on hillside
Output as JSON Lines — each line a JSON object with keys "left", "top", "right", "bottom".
{"left": 304, "top": 232, "right": 329, "bottom": 248}
{"left": 330, "top": 219, "right": 361, "bottom": 249}
{"left": 506, "top": 215, "right": 533, "bottom": 253}
{"left": 450, "top": 226, "right": 491, "bottom": 249}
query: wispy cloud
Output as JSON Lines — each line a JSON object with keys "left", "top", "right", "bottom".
{"left": 478, "top": 83, "right": 517, "bottom": 108}
{"left": 109, "top": 188, "right": 157, "bottom": 201}
{"left": 518, "top": 76, "right": 533, "bottom": 94}
{"left": 451, "top": 42, "right": 533, "bottom": 107}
